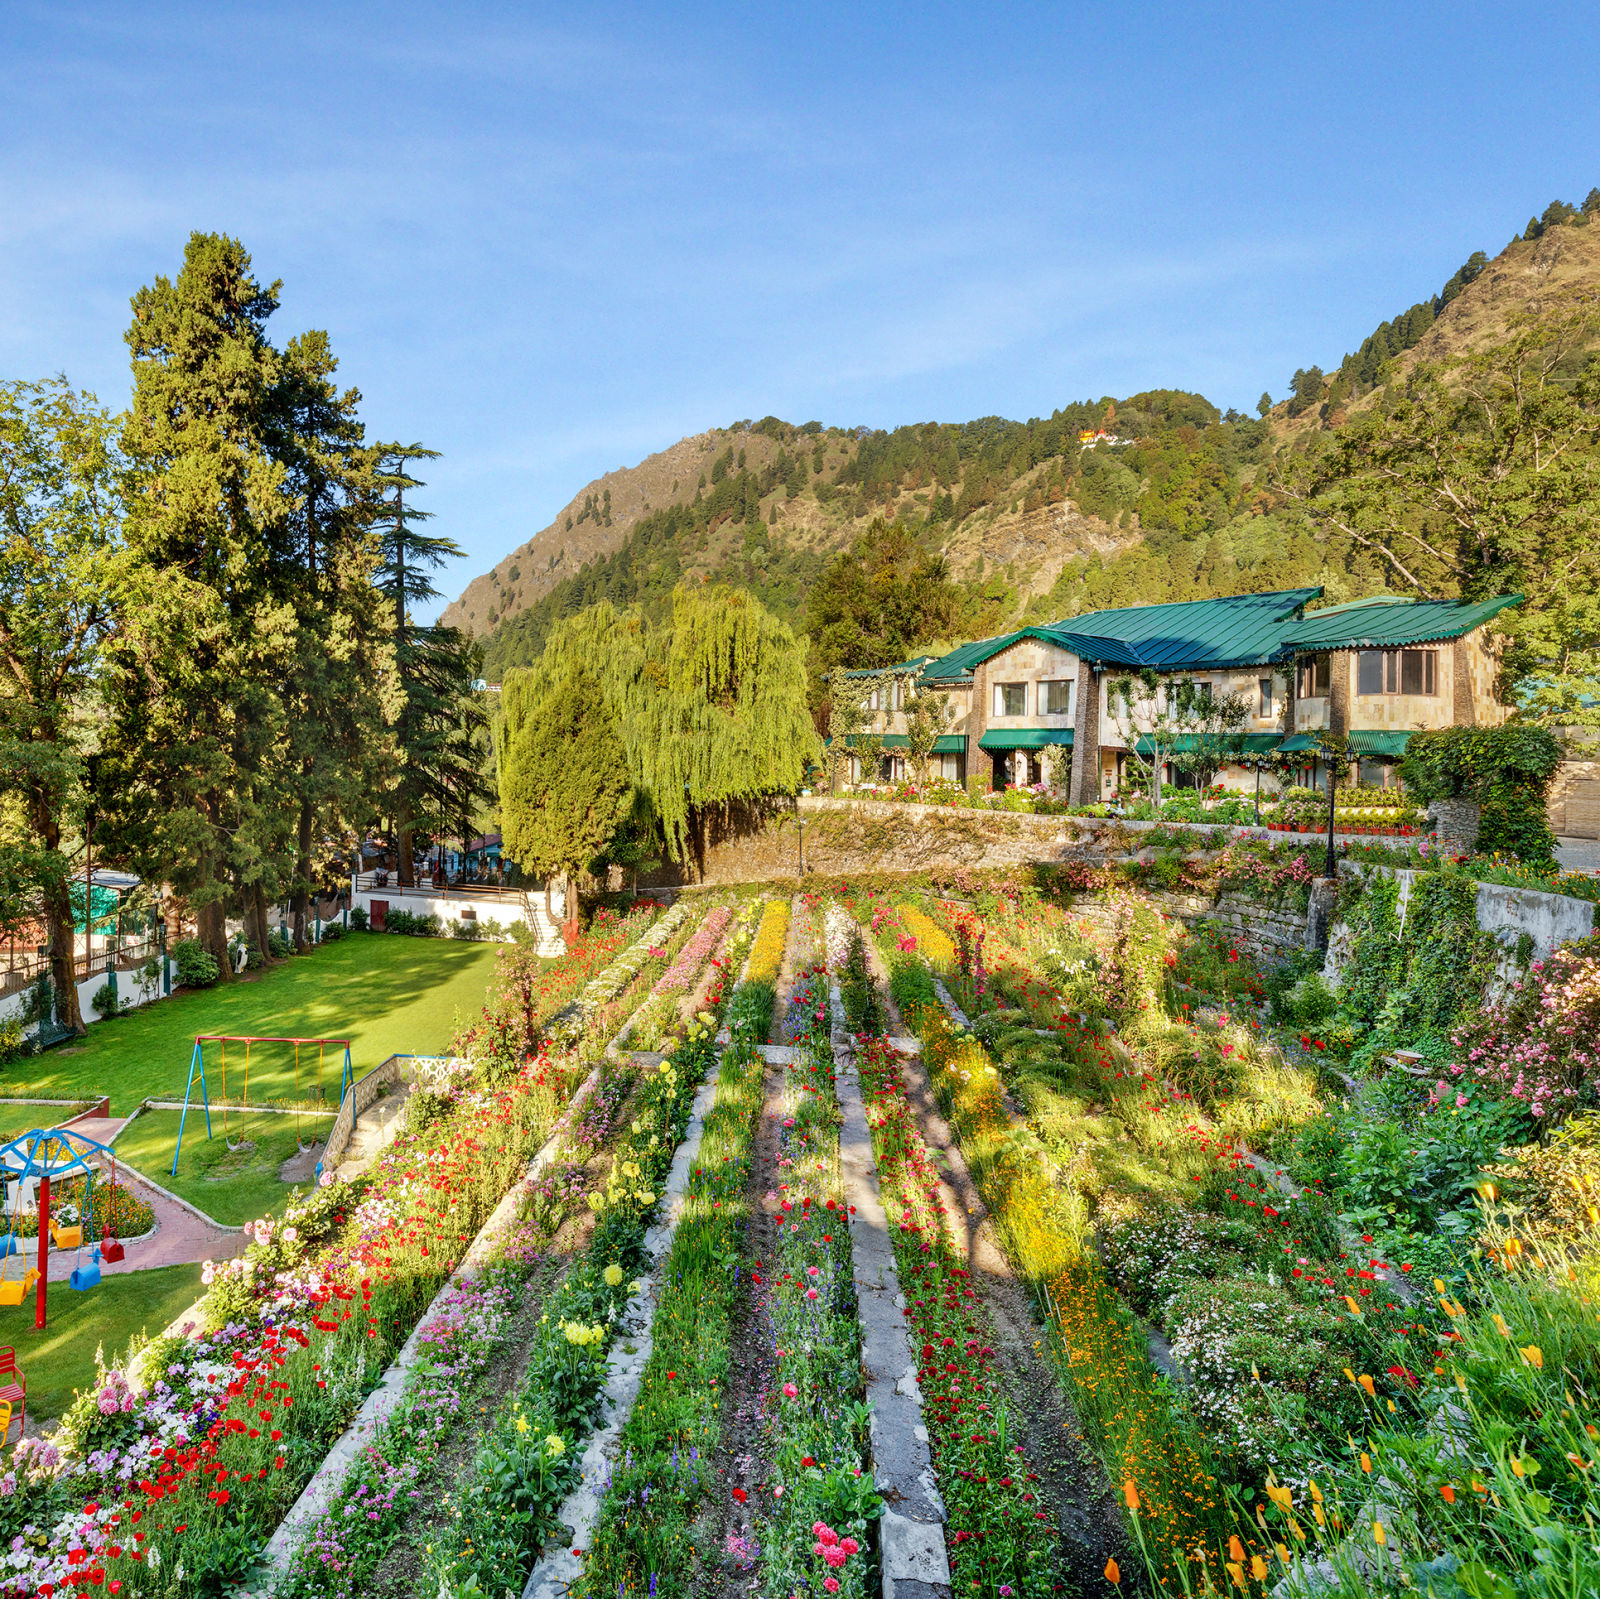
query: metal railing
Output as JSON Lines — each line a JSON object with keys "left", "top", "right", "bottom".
{"left": 353, "top": 871, "right": 535, "bottom": 906}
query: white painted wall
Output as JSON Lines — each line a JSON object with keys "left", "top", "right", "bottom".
{"left": 349, "top": 882, "right": 566, "bottom": 957}
{"left": 0, "top": 960, "right": 163, "bottom": 1026}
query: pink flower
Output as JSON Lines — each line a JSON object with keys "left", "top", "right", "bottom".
{"left": 783, "top": 1382, "right": 798, "bottom": 1398}
{"left": 806, "top": 1287, "right": 819, "bottom": 1300}
{"left": 824, "top": 1582, "right": 839, "bottom": 1594}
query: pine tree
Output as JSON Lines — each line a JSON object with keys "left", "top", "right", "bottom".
{"left": 271, "top": 332, "right": 392, "bottom": 950}
{"left": 372, "top": 443, "right": 480, "bottom": 885}
{"left": 105, "top": 232, "right": 293, "bottom": 977}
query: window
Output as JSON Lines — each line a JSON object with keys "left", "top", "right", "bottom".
{"left": 867, "top": 688, "right": 880, "bottom": 712}
{"left": 1042, "top": 678, "right": 1074, "bottom": 717}
{"left": 1258, "top": 677, "right": 1273, "bottom": 717}
{"left": 994, "top": 682, "right": 1027, "bottom": 716}
{"left": 1297, "top": 654, "right": 1331, "bottom": 697}
{"left": 1356, "top": 649, "right": 1437, "bottom": 696}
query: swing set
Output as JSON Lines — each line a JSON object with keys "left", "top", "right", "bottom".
{"left": 171, "top": 1035, "right": 353, "bottom": 1176}
{"left": 0, "top": 1127, "right": 123, "bottom": 1330}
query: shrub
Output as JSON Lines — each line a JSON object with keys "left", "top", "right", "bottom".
{"left": 267, "top": 930, "right": 293, "bottom": 958}
{"left": 89, "top": 982, "right": 130, "bottom": 1020}
{"left": 0, "top": 1016, "right": 31, "bottom": 1064}
{"left": 318, "top": 922, "right": 345, "bottom": 943}
{"left": 349, "top": 906, "right": 369, "bottom": 931}
{"left": 1402, "top": 723, "right": 1563, "bottom": 867}
{"left": 172, "top": 938, "right": 220, "bottom": 989}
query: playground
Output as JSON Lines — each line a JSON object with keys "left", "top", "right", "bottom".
{"left": 0, "top": 934, "right": 503, "bottom": 1424}
{"left": 11, "top": 933, "right": 499, "bottom": 1107}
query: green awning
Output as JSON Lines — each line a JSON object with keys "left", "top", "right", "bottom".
{"left": 1132, "top": 733, "right": 1281, "bottom": 757}
{"left": 831, "top": 733, "right": 967, "bottom": 753}
{"left": 979, "top": 728, "right": 1074, "bottom": 751}
{"left": 1349, "top": 731, "right": 1412, "bottom": 757}
{"left": 1277, "top": 731, "right": 1411, "bottom": 756}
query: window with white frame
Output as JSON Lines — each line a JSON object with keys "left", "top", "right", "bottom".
{"left": 993, "top": 682, "right": 1027, "bottom": 716}
{"left": 1041, "top": 678, "right": 1074, "bottom": 717}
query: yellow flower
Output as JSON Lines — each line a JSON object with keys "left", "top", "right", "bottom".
{"left": 1266, "top": 1484, "right": 1293, "bottom": 1512}
{"left": 546, "top": 1434, "right": 565, "bottom": 1456}
{"left": 1372, "top": 1521, "right": 1386, "bottom": 1547}
{"left": 638, "top": 1191, "right": 656, "bottom": 1205}
{"left": 515, "top": 1414, "right": 530, "bottom": 1434}
{"left": 1492, "top": 1313, "right": 1512, "bottom": 1337}
{"left": 604, "top": 1263, "right": 624, "bottom": 1287}
{"left": 1520, "top": 1344, "right": 1544, "bottom": 1369}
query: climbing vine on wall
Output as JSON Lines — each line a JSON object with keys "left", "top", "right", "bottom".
{"left": 1336, "top": 867, "right": 1497, "bottom": 1065}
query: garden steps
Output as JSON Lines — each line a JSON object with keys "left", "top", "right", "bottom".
{"left": 334, "top": 1083, "right": 411, "bottom": 1178}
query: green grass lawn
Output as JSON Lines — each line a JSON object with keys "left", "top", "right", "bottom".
{"left": 4, "top": 934, "right": 502, "bottom": 1112}
{"left": 114, "top": 1108, "right": 337, "bottom": 1226}
{"left": 0, "top": 1262, "right": 205, "bottom": 1422}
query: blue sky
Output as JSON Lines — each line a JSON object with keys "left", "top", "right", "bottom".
{"left": 4, "top": 1, "right": 1598, "bottom": 616}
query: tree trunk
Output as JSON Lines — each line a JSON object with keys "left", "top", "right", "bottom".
{"left": 563, "top": 873, "right": 581, "bottom": 943}
{"left": 199, "top": 898, "right": 231, "bottom": 980}
{"left": 42, "top": 874, "right": 85, "bottom": 1036}
{"left": 396, "top": 793, "right": 415, "bottom": 888}
{"left": 252, "top": 881, "right": 274, "bottom": 963}
{"left": 293, "top": 792, "right": 313, "bottom": 952}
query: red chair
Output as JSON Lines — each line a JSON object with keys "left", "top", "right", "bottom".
{"left": 0, "top": 1348, "right": 25, "bottom": 1439}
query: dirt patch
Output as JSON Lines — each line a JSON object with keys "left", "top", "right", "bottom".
{"left": 277, "top": 1142, "right": 323, "bottom": 1183}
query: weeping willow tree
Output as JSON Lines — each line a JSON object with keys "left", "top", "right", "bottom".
{"left": 498, "top": 586, "right": 817, "bottom": 878}
{"left": 643, "top": 585, "right": 818, "bottom": 869}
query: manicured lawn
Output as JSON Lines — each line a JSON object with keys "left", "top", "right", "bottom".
{"left": 0, "top": 1262, "right": 205, "bottom": 1423}
{"left": 115, "top": 1108, "right": 337, "bottom": 1226}
{"left": 4, "top": 934, "right": 502, "bottom": 1112}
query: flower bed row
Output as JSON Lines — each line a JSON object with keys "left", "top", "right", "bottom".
{"left": 274, "top": 1066, "right": 643, "bottom": 1599}
{"left": 653, "top": 906, "right": 734, "bottom": 996}
{"left": 753, "top": 952, "right": 877, "bottom": 1599}
{"left": 851, "top": 1025, "right": 1064, "bottom": 1598}
{"left": 574, "top": 956, "right": 771, "bottom": 1597}
{"left": 452, "top": 902, "right": 666, "bottom": 1067}
{"left": 744, "top": 897, "right": 791, "bottom": 990}
{"left": 0, "top": 911, "right": 679, "bottom": 1599}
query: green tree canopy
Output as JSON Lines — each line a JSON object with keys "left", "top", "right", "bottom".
{"left": 498, "top": 663, "right": 630, "bottom": 931}
{"left": 1277, "top": 305, "right": 1600, "bottom": 718}
{"left": 0, "top": 378, "right": 126, "bottom": 1032}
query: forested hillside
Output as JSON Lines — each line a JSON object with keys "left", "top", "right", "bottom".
{"left": 459, "top": 187, "right": 1600, "bottom": 683}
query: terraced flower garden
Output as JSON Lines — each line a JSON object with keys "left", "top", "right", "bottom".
{"left": 1, "top": 855, "right": 1594, "bottom": 1599}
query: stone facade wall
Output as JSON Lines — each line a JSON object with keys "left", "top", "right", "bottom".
{"left": 1057, "top": 886, "right": 1306, "bottom": 963}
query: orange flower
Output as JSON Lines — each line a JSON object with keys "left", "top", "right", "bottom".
{"left": 1440, "top": 1484, "right": 1456, "bottom": 1504}
{"left": 1122, "top": 1480, "right": 1139, "bottom": 1510}
{"left": 1358, "top": 1374, "right": 1376, "bottom": 1398}
{"left": 1104, "top": 1556, "right": 1121, "bottom": 1584}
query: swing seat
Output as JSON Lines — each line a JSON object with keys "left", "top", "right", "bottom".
{"left": 50, "top": 1223, "right": 81, "bottom": 1251}
{"left": 99, "top": 1237, "right": 125, "bottom": 1263}
{"left": 70, "top": 1256, "right": 100, "bottom": 1292}
{"left": 0, "top": 1271, "right": 38, "bottom": 1308}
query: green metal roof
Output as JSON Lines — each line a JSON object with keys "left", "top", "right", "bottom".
{"left": 1052, "top": 587, "right": 1324, "bottom": 670}
{"left": 839, "top": 656, "right": 935, "bottom": 679}
{"left": 1278, "top": 734, "right": 1319, "bottom": 753}
{"left": 978, "top": 728, "right": 1074, "bottom": 750}
{"left": 932, "top": 734, "right": 966, "bottom": 754}
{"left": 921, "top": 592, "right": 1323, "bottom": 681}
{"left": 1281, "top": 595, "right": 1522, "bottom": 652}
